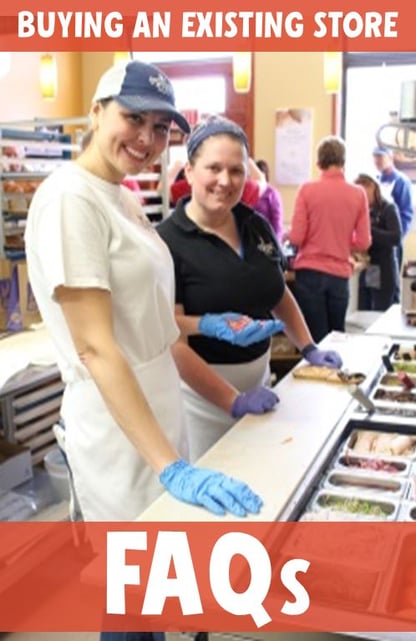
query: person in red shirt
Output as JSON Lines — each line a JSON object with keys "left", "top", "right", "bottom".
{"left": 288, "top": 135, "right": 371, "bottom": 342}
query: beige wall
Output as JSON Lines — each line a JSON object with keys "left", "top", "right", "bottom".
{"left": 0, "top": 51, "right": 113, "bottom": 133}
{"left": 80, "top": 52, "right": 114, "bottom": 115}
{"left": 254, "top": 52, "right": 334, "bottom": 226}
{"left": 0, "top": 52, "right": 82, "bottom": 121}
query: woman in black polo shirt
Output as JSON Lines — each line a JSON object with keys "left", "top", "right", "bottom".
{"left": 158, "top": 115, "right": 342, "bottom": 462}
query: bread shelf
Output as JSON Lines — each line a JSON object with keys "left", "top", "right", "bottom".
{"left": 0, "top": 117, "right": 89, "bottom": 260}
{"left": 0, "top": 121, "right": 171, "bottom": 258}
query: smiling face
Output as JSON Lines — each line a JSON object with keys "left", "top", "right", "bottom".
{"left": 87, "top": 100, "right": 171, "bottom": 182}
{"left": 185, "top": 134, "right": 248, "bottom": 217}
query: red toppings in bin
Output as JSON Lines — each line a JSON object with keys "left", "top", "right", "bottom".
{"left": 398, "top": 371, "right": 416, "bottom": 390}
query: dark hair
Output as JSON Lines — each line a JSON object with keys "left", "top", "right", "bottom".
{"left": 256, "top": 159, "right": 269, "bottom": 181}
{"left": 174, "top": 168, "right": 185, "bottom": 182}
{"left": 80, "top": 99, "right": 112, "bottom": 151}
{"left": 316, "top": 135, "right": 346, "bottom": 169}
{"left": 354, "top": 173, "right": 383, "bottom": 208}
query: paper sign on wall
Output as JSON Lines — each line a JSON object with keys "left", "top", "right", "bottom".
{"left": 274, "top": 107, "right": 313, "bottom": 185}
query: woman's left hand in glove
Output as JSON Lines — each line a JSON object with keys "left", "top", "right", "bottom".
{"left": 301, "top": 343, "right": 343, "bottom": 369}
{"left": 231, "top": 386, "right": 279, "bottom": 418}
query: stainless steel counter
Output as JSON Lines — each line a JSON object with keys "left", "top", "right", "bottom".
{"left": 365, "top": 304, "right": 416, "bottom": 340}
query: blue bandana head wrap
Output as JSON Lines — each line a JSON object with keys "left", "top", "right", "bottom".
{"left": 187, "top": 115, "right": 249, "bottom": 160}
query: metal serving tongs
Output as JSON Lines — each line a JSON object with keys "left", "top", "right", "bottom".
{"left": 347, "top": 384, "right": 376, "bottom": 414}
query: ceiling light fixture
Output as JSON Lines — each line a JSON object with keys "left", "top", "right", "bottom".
{"left": 40, "top": 53, "right": 57, "bottom": 100}
{"left": 233, "top": 52, "right": 252, "bottom": 94}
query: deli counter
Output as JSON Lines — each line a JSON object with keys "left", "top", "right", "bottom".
{"left": 138, "top": 328, "right": 416, "bottom": 640}
{"left": 138, "top": 331, "right": 395, "bottom": 523}
{"left": 2, "top": 314, "right": 416, "bottom": 639}
{"left": 139, "top": 327, "right": 416, "bottom": 525}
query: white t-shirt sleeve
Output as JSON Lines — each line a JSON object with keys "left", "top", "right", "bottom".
{"left": 33, "top": 192, "right": 111, "bottom": 299}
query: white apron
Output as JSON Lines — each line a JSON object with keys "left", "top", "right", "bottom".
{"left": 181, "top": 350, "right": 271, "bottom": 463}
{"left": 61, "top": 349, "right": 187, "bottom": 521}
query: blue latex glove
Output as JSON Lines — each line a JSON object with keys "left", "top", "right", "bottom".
{"left": 159, "top": 459, "right": 263, "bottom": 517}
{"left": 198, "top": 312, "right": 285, "bottom": 347}
{"left": 231, "top": 386, "right": 279, "bottom": 418}
{"left": 301, "top": 343, "right": 343, "bottom": 369}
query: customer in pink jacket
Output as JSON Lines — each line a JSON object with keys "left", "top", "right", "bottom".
{"left": 287, "top": 135, "right": 371, "bottom": 342}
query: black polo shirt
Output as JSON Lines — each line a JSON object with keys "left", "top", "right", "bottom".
{"left": 157, "top": 198, "right": 286, "bottom": 364}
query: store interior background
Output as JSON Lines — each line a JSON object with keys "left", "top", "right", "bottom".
{"left": 0, "top": 51, "right": 337, "bottom": 219}
{"left": 2, "top": 51, "right": 416, "bottom": 215}
{"left": 2, "top": 51, "right": 415, "bottom": 273}
{"left": 0, "top": 52, "right": 415, "bottom": 641}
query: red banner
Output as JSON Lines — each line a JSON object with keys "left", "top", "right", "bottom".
{"left": 0, "top": 521, "right": 416, "bottom": 632}
{"left": 0, "top": 0, "right": 415, "bottom": 51}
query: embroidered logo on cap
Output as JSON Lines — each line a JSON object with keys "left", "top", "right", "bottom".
{"left": 149, "top": 73, "right": 172, "bottom": 97}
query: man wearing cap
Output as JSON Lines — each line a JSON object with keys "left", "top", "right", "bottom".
{"left": 373, "top": 146, "right": 414, "bottom": 275}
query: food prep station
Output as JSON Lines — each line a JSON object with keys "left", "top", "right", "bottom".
{"left": 138, "top": 329, "right": 416, "bottom": 639}
{"left": 294, "top": 420, "right": 416, "bottom": 522}
{"left": 289, "top": 338, "right": 416, "bottom": 522}
{"left": 274, "top": 408, "right": 416, "bottom": 635}
{"left": 275, "top": 338, "right": 416, "bottom": 635}
{"left": 2, "top": 313, "right": 416, "bottom": 639}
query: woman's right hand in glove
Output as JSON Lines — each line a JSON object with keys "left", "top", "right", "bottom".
{"left": 159, "top": 459, "right": 263, "bottom": 517}
{"left": 198, "top": 312, "right": 284, "bottom": 347}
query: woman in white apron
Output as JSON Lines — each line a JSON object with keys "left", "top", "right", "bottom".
{"left": 24, "top": 58, "right": 269, "bottom": 522}
{"left": 25, "top": 62, "right": 267, "bottom": 641}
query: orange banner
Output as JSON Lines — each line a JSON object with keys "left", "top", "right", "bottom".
{"left": 0, "top": 521, "right": 416, "bottom": 632}
{"left": 0, "top": 0, "right": 415, "bottom": 51}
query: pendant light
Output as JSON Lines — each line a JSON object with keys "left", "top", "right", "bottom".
{"left": 40, "top": 53, "right": 57, "bottom": 100}
{"left": 323, "top": 52, "right": 342, "bottom": 94}
{"left": 232, "top": 52, "right": 252, "bottom": 94}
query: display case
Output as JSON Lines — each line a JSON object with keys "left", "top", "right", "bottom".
{"left": 285, "top": 416, "right": 416, "bottom": 521}
{"left": 349, "top": 339, "right": 416, "bottom": 426}
{"left": 0, "top": 118, "right": 171, "bottom": 255}
{"left": 0, "top": 118, "right": 171, "bottom": 333}
{"left": 0, "top": 116, "right": 89, "bottom": 260}
{"left": 273, "top": 341, "right": 416, "bottom": 637}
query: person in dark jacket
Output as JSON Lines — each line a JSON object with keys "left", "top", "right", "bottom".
{"left": 354, "top": 173, "right": 402, "bottom": 311}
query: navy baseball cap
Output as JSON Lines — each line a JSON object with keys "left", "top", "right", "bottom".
{"left": 187, "top": 115, "right": 249, "bottom": 159}
{"left": 373, "top": 146, "right": 392, "bottom": 156}
{"left": 92, "top": 60, "right": 190, "bottom": 134}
